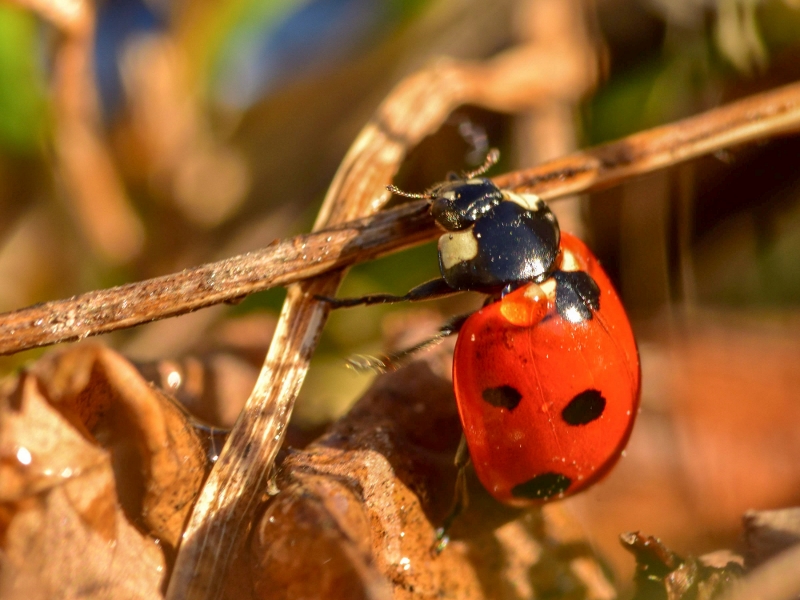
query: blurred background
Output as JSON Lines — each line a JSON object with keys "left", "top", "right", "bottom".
{"left": 1, "top": 0, "right": 800, "bottom": 593}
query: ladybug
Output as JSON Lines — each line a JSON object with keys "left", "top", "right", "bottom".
{"left": 320, "top": 150, "right": 640, "bottom": 512}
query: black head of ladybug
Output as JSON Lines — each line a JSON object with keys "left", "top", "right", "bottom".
{"left": 427, "top": 178, "right": 505, "bottom": 231}
{"left": 388, "top": 150, "right": 562, "bottom": 293}
{"left": 386, "top": 149, "right": 505, "bottom": 231}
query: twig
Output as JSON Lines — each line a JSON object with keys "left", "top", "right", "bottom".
{"left": 0, "top": 202, "right": 433, "bottom": 356}
{"left": 2, "top": 81, "right": 800, "bottom": 357}
{"left": 493, "top": 80, "right": 800, "bottom": 195}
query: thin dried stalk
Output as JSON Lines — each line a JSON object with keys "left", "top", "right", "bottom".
{"left": 511, "top": 0, "right": 601, "bottom": 237}
{"left": 0, "top": 202, "right": 433, "bottom": 356}
{"left": 493, "top": 80, "right": 800, "bottom": 195}
{"left": 1, "top": 81, "right": 800, "bottom": 357}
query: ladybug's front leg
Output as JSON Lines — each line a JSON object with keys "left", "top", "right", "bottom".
{"left": 315, "top": 277, "right": 457, "bottom": 309}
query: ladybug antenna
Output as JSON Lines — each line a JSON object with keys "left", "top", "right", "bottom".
{"left": 462, "top": 148, "right": 500, "bottom": 179}
{"left": 386, "top": 184, "right": 434, "bottom": 200}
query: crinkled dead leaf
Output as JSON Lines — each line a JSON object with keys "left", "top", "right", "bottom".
{"left": 0, "top": 372, "right": 164, "bottom": 599}
{"left": 28, "top": 344, "right": 210, "bottom": 548}
{"left": 0, "top": 343, "right": 213, "bottom": 598}
{"left": 621, "top": 531, "right": 743, "bottom": 600}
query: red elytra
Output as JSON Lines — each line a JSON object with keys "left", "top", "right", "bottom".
{"left": 452, "top": 233, "right": 641, "bottom": 507}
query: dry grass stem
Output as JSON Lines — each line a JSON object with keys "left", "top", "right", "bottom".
{"left": 0, "top": 202, "right": 433, "bottom": 356}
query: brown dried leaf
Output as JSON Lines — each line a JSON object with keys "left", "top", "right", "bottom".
{"left": 29, "top": 344, "right": 209, "bottom": 548}
{"left": 0, "top": 343, "right": 213, "bottom": 598}
{"left": 0, "top": 373, "right": 164, "bottom": 599}
{"left": 237, "top": 357, "right": 480, "bottom": 600}
{"left": 621, "top": 532, "right": 743, "bottom": 600}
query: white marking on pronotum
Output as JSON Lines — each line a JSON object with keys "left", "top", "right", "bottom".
{"left": 438, "top": 229, "right": 479, "bottom": 269}
{"left": 502, "top": 191, "right": 544, "bottom": 211}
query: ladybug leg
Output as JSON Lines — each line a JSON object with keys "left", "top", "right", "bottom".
{"left": 433, "top": 434, "right": 471, "bottom": 554}
{"left": 347, "top": 312, "right": 471, "bottom": 373}
{"left": 315, "top": 277, "right": 456, "bottom": 309}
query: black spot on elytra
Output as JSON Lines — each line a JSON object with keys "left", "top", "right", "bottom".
{"left": 553, "top": 271, "right": 600, "bottom": 323}
{"left": 482, "top": 385, "right": 522, "bottom": 410}
{"left": 561, "top": 389, "right": 606, "bottom": 425}
{"left": 511, "top": 472, "right": 572, "bottom": 499}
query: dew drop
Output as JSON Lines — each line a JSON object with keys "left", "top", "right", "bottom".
{"left": 16, "top": 447, "right": 32, "bottom": 466}
{"left": 167, "top": 370, "right": 182, "bottom": 389}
